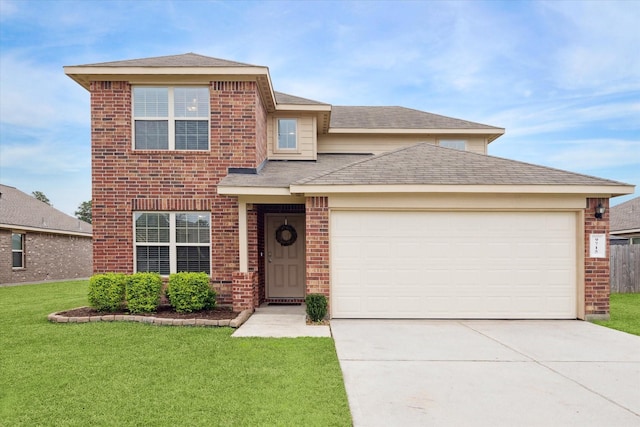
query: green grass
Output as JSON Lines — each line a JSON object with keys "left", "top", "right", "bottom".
{"left": 0, "top": 281, "right": 351, "bottom": 426}
{"left": 592, "top": 293, "right": 640, "bottom": 336}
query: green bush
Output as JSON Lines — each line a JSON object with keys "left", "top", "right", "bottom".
{"left": 87, "top": 273, "right": 127, "bottom": 312}
{"left": 305, "top": 294, "right": 328, "bottom": 322}
{"left": 125, "top": 272, "right": 162, "bottom": 314}
{"left": 167, "top": 272, "right": 216, "bottom": 313}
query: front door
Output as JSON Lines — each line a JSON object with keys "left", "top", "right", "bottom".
{"left": 266, "top": 214, "right": 305, "bottom": 299}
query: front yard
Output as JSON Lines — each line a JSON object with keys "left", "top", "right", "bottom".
{"left": 592, "top": 293, "right": 640, "bottom": 336}
{"left": 0, "top": 281, "right": 351, "bottom": 426}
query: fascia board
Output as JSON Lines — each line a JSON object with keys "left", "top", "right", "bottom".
{"left": 217, "top": 186, "right": 291, "bottom": 196}
{"left": 327, "top": 128, "right": 505, "bottom": 135}
{"left": 289, "top": 184, "right": 635, "bottom": 197}
{"left": 275, "top": 104, "right": 332, "bottom": 112}
{"left": 0, "top": 223, "right": 92, "bottom": 238}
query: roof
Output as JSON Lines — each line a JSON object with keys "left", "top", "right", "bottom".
{"left": 0, "top": 185, "right": 92, "bottom": 236}
{"left": 330, "top": 106, "right": 501, "bottom": 130}
{"left": 610, "top": 196, "right": 640, "bottom": 233}
{"left": 219, "top": 154, "right": 372, "bottom": 188}
{"left": 71, "top": 53, "right": 258, "bottom": 68}
{"left": 274, "top": 91, "right": 329, "bottom": 106}
{"left": 295, "top": 143, "right": 631, "bottom": 187}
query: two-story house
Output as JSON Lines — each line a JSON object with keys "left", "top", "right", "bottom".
{"left": 65, "top": 53, "right": 633, "bottom": 320}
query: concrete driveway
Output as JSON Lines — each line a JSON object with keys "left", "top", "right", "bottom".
{"left": 331, "top": 320, "right": 640, "bottom": 427}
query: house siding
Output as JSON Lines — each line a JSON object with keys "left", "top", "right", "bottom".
{"left": 0, "top": 229, "right": 92, "bottom": 284}
{"left": 584, "top": 198, "right": 611, "bottom": 319}
{"left": 90, "top": 80, "right": 265, "bottom": 305}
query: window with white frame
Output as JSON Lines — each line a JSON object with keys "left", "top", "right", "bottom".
{"left": 12, "top": 233, "right": 24, "bottom": 268}
{"left": 439, "top": 139, "right": 467, "bottom": 150}
{"left": 277, "top": 118, "right": 297, "bottom": 150}
{"left": 134, "top": 212, "right": 211, "bottom": 275}
{"left": 133, "top": 86, "right": 210, "bottom": 150}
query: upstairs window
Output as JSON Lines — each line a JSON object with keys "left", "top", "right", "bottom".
{"left": 439, "top": 139, "right": 467, "bottom": 151}
{"left": 133, "top": 87, "right": 210, "bottom": 150}
{"left": 277, "top": 119, "right": 297, "bottom": 150}
{"left": 134, "top": 212, "right": 211, "bottom": 275}
{"left": 12, "top": 233, "right": 24, "bottom": 268}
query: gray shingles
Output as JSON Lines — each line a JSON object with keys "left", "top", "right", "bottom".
{"left": 72, "top": 53, "right": 259, "bottom": 68}
{"left": 218, "top": 154, "right": 372, "bottom": 188}
{"left": 0, "top": 184, "right": 92, "bottom": 235}
{"left": 295, "top": 143, "right": 629, "bottom": 187}
{"left": 610, "top": 196, "right": 640, "bottom": 232}
{"left": 330, "top": 106, "right": 502, "bottom": 130}
{"left": 275, "top": 91, "right": 329, "bottom": 105}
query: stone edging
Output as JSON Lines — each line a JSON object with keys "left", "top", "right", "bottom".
{"left": 47, "top": 307, "right": 253, "bottom": 328}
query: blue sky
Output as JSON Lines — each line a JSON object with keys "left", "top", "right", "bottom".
{"left": 1, "top": 0, "right": 638, "bottom": 216}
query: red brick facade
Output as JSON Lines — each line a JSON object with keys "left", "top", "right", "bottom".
{"left": 305, "top": 197, "right": 330, "bottom": 299}
{"left": 90, "top": 80, "right": 266, "bottom": 304}
{"left": 232, "top": 271, "right": 259, "bottom": 311}
{"left": 584, "top": 198, "right": 611, "bottom": 319}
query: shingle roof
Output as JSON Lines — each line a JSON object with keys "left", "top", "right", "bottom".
{"left": 0, "top": 185, "right": 92, "bottom": 235}
{"left": 72, "top": 53, "right": 258, "bottom": 68}
{"left": 275, "top": 91, "right": 329, "bottom": 105}
{"left": 218, "top": 154, "right": 372, "bottom": 188}
{"left": 295, "top": 143, "right": 629, "bottom": 187}
{"left": 330, "top": 106, "right": 501, "bottom": 130}
{"left": 610, "top": 196, "right": 640, "bottom": 232}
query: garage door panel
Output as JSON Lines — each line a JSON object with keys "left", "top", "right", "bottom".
{"left": 331, "top": 211, "right": 576, "bottom": 319}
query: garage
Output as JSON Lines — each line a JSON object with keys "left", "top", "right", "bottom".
{"left": 331, "top": 210, "right": 577, "bottom": 319}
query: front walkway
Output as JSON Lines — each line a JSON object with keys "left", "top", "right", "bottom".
{"left": 231, "top": 304, "right": 331, "bottom": 338}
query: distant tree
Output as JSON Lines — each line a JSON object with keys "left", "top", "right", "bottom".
{"left": 32, "top": 191, "right": 51, "bottom": 205}
{"left": 75, "top": 200, "right": 92, "bottom": 224}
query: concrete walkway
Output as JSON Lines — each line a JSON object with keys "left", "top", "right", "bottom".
{"left": 231, "top": 304, "right": 331, "bottom": 338}
{"left": 332, "top": 320, "right": 640, "bottom": 427}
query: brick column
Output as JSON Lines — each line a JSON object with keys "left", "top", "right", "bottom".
{"left": 584, "top": 198, "right": 610, "bottom": 320}
{"left": 232, "top": 271, "right": 258, "bottom": 312}
{"left": 305, "top": 197, "right": 330, "bottom": 299}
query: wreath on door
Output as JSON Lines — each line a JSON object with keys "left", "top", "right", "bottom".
{"left": 275, "top": 224, "right": 297, "bottom": 246}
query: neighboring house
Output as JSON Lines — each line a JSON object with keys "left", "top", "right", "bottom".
{"left": 610, "top": 196, "right": 640, "bottom": 245}
{"left": 0, "top": 184, "right": 92, "bottom": 284}
{"left": 64, "top": 53, "right": 634, "bottom": 320}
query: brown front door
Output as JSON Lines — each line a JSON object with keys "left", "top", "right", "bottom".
{"left": 266, "top": 214, "right": 305, "bottom": 298}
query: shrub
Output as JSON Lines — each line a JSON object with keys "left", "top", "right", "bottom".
{"left": 88, "top": 273, "right": 127, "bottom": 312}
{"left": 305, "top": 294, "right": 328, "bottom": 322}
{"left": 167, "top": 272, "right": 216, "bottom": 313}
{"left": 125, "top": 272, "right": 162, "bottom": 314}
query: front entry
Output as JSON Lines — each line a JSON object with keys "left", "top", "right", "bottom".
{"left": 265, "top": 214, "right": 306, "bottom": 299}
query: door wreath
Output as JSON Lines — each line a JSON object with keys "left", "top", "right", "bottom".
{"left": 275, "top": 224, "right": 297, "bottom": 246}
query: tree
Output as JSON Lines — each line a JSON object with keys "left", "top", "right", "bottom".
{"left": 75, "top": 200, "right": 92, "bottom": 224}
{"left": 32, "top": 191, "right": 51, "bottom": 205}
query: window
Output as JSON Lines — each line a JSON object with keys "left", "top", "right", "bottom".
{"left": 277, "top": 119, "right": 297, "bottom": 150}
{"left": 134, "top": 212, "right": 211, "bottom": 275}
{"left": 439, "top": 139, "right": 467, "bottom": 150}
{"left": 631, "top": 237, "right": 640, "bottom": 245}
{"left": 12, "top": 233, "right": 24, "bottom": 268}
{"left": 133, "top": 87, "right": 209, "bottom": 150}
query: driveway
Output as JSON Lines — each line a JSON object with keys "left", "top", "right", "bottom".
{"left": 331, "top": 320, "right": 640, "bottom": 427}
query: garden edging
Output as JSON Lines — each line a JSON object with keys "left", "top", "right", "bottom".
{"left": 48, "top": 307, "right": 253, "bottom": 328}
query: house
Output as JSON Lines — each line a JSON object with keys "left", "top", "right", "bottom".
{"left": 64, "top": 53, "right": 634, "bottom": 320}
{"left": 610, "top": 196, "right": 640, "bottom": 245}
{"left": 0, "top": 184, "right": 92, "bottom": 284}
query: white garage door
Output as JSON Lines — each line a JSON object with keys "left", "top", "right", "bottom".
{"left": 331, "top": 211, "right": 577, "bottom": 319}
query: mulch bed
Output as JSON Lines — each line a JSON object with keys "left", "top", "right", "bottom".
{"left": 58, "top": 305, "right": 239, "bottom": 320}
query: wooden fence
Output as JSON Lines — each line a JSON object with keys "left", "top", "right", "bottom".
{"left": 610, "top": 245, "right": 640, "bottom": 293}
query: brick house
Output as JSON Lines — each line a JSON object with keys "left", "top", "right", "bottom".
{"left": 65, "top": 53, "right": 633, "bottom": 319}
{"left": 0, "top": 184, "right": 92, "bottom": 284}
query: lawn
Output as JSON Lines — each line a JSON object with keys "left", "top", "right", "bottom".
{"left": 592, "top": 293, "right": 640, "bottom": 336}
{"left": 0, "top": 281, "right": 351, "bottom": 426}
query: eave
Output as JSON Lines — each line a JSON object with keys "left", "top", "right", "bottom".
{"left": 328, "top": 127, "right": 505, "bottom": 142}
{"left": 0, "top": 223, "right": 92, "bottom": 238}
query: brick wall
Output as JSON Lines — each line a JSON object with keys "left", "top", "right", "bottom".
{"left": 305, "top": 197, "right": 330, "bottom": 302}
{"left": 584, "top": 198, "right": 610, "bottom": 319}
{"left": 0, "top": 229, "right": 92, "bottom": 284}
{"left": 90, "top": 80, "right": 265, "bottom": 304}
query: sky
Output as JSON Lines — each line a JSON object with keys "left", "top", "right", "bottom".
{"left": 0, "top": 0, "right": 638, "bottom": 216}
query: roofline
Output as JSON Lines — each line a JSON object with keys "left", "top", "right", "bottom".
{"left": 217, "top": 186, "right": 291, "bottom": 196}
{"left": 327, "top": 127, "right": 505, "bottom": 136}
{"left": 0, "top": 223, "right": 92, "bottom": 238}
{"left": 275, "top": 104, "right": 332, "bottom": 112}
{"left": 288, "top": 184, "right": 635, "bottom": 196}
{"left": 610, "top": 228, "right": 640, "bottom": 235}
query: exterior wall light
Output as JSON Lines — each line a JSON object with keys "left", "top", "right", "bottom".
{"left": 595, "top": 203, "right": 606, "bottom": 219}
